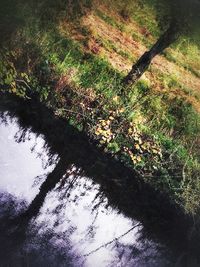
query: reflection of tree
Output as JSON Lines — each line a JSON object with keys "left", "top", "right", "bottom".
{"left": 50, "top": 173, "right": 175, "bottom": 266}
{"left": 83, "top": 223, "right": 141, "bottom": 257}
{"left": 0, "top": 93, "right": 200, "bottom": 265}
{"left": 0, "top": 193, "right": 79, "bottom": 267}
{"left": 18, "top": 158, "right": 70, "bottom": 222}
{"left": 109, "top": 241, "right": 162, "bottom": 267}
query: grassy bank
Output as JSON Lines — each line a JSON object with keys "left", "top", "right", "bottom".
{"left": 0, "top": 0, "right": 200, "bottom": 214}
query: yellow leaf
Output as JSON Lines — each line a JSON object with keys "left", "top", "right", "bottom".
{"left": 135, "top": 144, "right": 140, "bottom": 150}
{"left": 119, "top": 108, "right": 125, "bottom": 113}
{"left": 128, "top": 128, "right": 133, "bottom": 134}
{"left": 113, "top": 95, "right": 119, "bottom": 102}
{"left": 152, "top": 149, "right": 158, "bottom": 154}
{"left": 141, "top": 144, "right": 147, "bottom": 150}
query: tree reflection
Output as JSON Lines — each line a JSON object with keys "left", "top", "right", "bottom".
{"left": 0, "top": 93, "right": 200, "bottom": 266}
{"left": 18, "top": 158, "right": 71, "bottom": 222}
{"left": 0, "top": 192, "right": 80, "bottom": 267}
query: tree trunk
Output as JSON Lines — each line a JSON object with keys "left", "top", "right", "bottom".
{"left": 123, "top": 21, "right": 179, "bottom": 86}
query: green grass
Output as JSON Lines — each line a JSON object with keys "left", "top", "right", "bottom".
{"left": 1, "top": 0, "right": 200, "bottom": 214}
{"left": 95, "top": 9, "right": 125, "bottom": 31}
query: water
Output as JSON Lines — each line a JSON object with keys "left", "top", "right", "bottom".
{"left": 0, "top": 94, "right": 199, "bottom": 267}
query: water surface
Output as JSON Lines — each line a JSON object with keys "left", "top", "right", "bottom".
{"left": 0, "top": 94, "right": 198, "bottom": 267}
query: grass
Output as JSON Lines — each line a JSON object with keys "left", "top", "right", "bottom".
{"left": 163, "top": 45, "right": 200, "bottom": 79}
{"left": 95, "top": 9, "right": 125, "bottom": 32}
{"left": 0, "top": 0, "right": 200, "bottom": 214}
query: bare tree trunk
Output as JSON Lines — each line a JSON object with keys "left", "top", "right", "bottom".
{"left": 123, "top": 21, "right": 179, "bottom": 86}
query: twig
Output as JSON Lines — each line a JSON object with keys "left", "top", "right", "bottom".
{"left": 15, "top": 79, "right": 31, "bottom": 90}
{"left": 56, "top": 108, "right": 91, "bottom": 120}
{"left": 83, "top": 223, "right": 141, "bottom": 257}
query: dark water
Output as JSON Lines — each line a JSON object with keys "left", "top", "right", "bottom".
{"left": 0, "top": 94, "right": 199, "bottom": 267}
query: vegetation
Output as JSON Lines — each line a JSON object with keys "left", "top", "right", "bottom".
{"left": 123, "top": 0, "right": 200, "bottom": 85}
{"left": 0, "top": 0, "right": 200, "bottom": 214}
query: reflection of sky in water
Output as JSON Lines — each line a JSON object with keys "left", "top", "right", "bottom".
{"left": 38, "top": 175, "right": 142, "bottom": 267}
{"left": 0, "top": 115, "right": 165, "bottom": 267}
{"left": 0, "top": 116, "right": 55, "bottom": 202}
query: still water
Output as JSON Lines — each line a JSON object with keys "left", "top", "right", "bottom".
{"left": 0, "top": 95, "right": 198, "bottom": 267}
